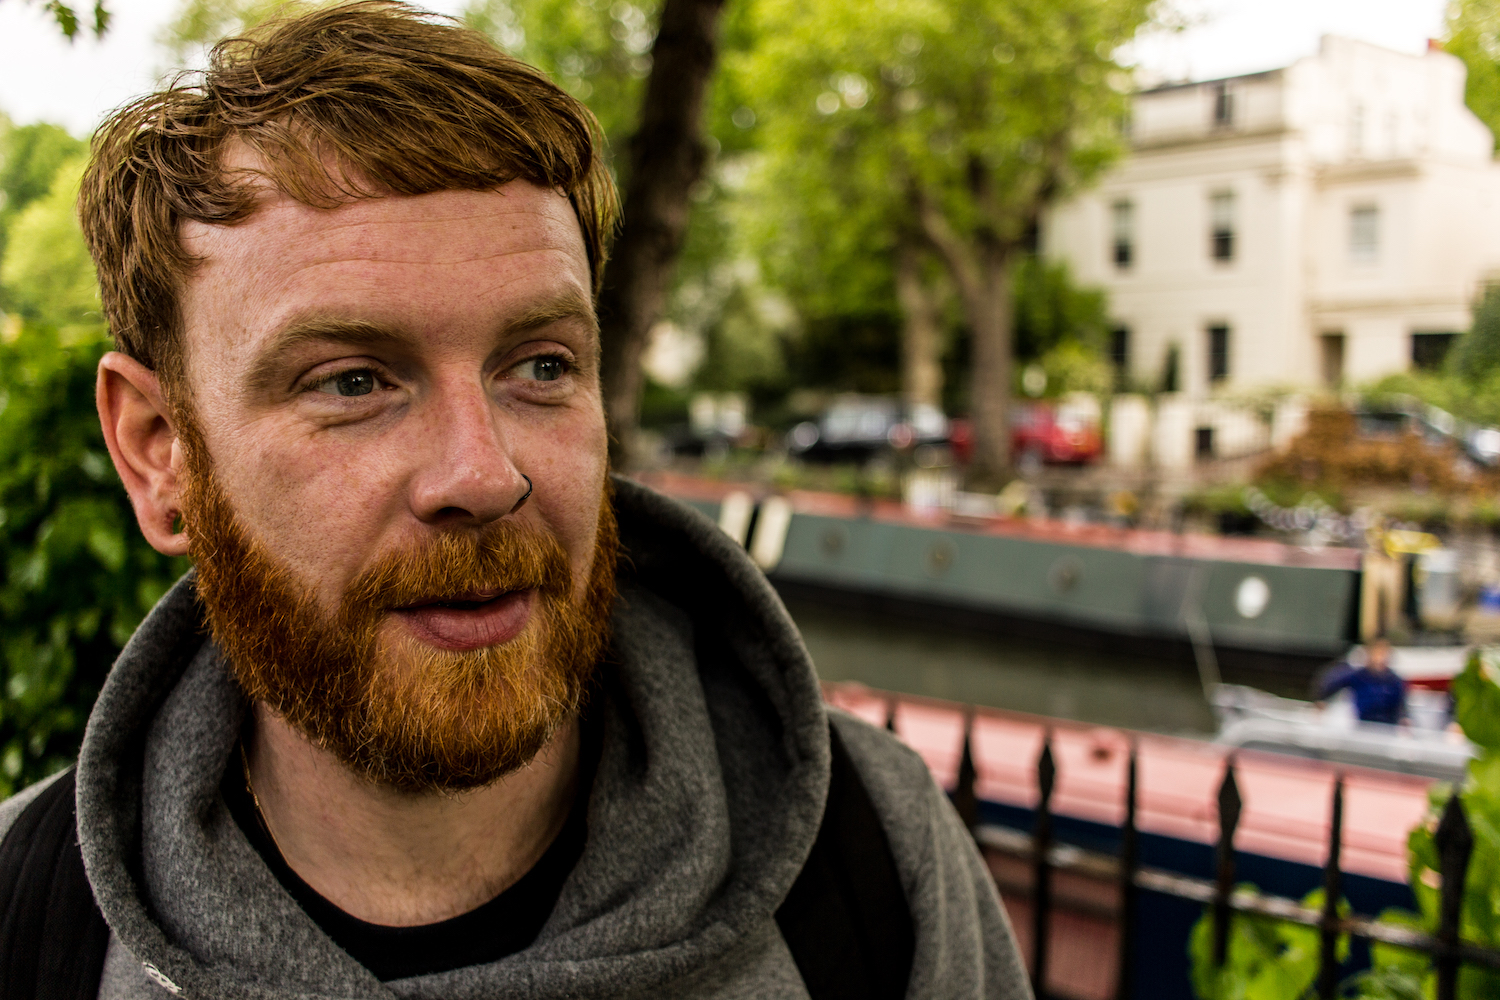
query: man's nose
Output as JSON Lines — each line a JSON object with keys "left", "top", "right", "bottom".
{"left": 406, "top": 383, "right": 529, "bottom": 525}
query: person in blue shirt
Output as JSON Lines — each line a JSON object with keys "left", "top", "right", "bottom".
{"left": 1316, "top": 638, "right": 1407, "bottom": 725}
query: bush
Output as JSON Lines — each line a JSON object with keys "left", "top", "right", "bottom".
{"left": 0, "top": 324, "right": 188, "bottom": 795}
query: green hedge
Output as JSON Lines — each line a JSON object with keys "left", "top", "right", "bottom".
{"left": 0, "top": 324, "right": 188, "bottom": 795}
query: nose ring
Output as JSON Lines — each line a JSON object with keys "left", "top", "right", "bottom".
{"left": 513, "top": 473, "right": 533, "bottom": 513}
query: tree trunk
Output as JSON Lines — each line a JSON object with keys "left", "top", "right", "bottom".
{"left": 965, "top": 244, "right": 1016, "bottom": 487}
{"left": 910, "top": 183, "right": 1017, "bottom": 487}
{"left": 596, "top": 0, "right": 728, "bottom": 468}
{"left": 893, "top": 235, "right": 944, "bottom": 414}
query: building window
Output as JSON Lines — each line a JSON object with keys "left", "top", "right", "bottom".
{"left": 1320, "top": 332, "right": 1345, "bottom": 388}
{"left": 1195, "top": 426, "right": 1216, "bottom": 460}
{"left": 1210, "top": 191, "right": 1235, "bottom": 262}
{"left": 1111, "top": 201, "right": 1134, "bottom": 268}
{"left": 1350, "top": 204, "right": 1378, "bottom": 263}
{"left": 1110, "top": 326, "right": 1130, "bottom": 388}
{"left": 1207, "top": 323, "right": 1231, "bottom": 383}
{"left": 1412, "top": 332, "right": 1458, "bottom": 371}
{"left": 1212, "top": 83, "right": 1234, "bottom": 127}
{"left": 1349, "top": 103, "right": 1365, "bottom": 155}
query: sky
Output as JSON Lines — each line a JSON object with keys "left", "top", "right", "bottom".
{"left": 0, "top": 0, "right": 1456, "bottom": 137}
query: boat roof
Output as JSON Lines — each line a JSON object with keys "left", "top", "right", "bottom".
{"left": 641, "top": 471, "right": 1363, "bottom": 572}
{"left": 826, "top": 682, "right": 1431, "bottom": 884}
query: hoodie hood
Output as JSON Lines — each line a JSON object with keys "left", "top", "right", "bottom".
{"left": 75, "top": 476, "right": 831, "bottom": 999}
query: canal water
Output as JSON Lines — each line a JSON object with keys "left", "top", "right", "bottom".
{"left": 785, "top": 597, "right": 1311, "bottom": 737}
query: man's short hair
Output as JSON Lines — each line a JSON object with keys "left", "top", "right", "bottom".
{"left": 79, "top": 0, "right": 617, "bottom": 387}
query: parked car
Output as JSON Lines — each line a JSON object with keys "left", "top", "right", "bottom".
{"left": 1358, "top": 395, "right": 1500, "bottom": 467}
{"left": 945, "top": 400, "right": 1103, "bottom": 468}
{"left": 1011, "top": 400, "right": 1102, "bottom": 466}
{"left": 787, "top": 395, "right": 948, "bottom": 462}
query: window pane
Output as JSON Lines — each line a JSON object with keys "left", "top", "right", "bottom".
{"left": 1213, "top": 83, "right": 1233, "bottom": 127}
{"left": 1411, "top": 332, "right": 1457, "bottom": 371}
{"left": 1110, "top": 326, "right": 1130, "bottom": 389}
{"left": 1208, "top": 324, "right": 1230, "bottom": 382}
{"left": 1112, "top": 201, "right": 1133, "bottom": 268}
{"left": 1210, "top": 192, "right": 1235, "bottom": 262}
{"left": 1350, "top": 205, "right": 1378, "bottom": 262}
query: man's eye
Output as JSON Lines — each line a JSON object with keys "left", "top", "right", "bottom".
{"left": 314, "top": 369, "right": 382, "bottom": 397}
{"left": 514, "top": 356, "right": 567, "bottom": 382}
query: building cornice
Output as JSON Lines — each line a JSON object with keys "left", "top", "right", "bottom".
{"left": 1130, "top": 126, "right": 1291, "bottom": 154}
{"left": 1309, "top": 294, "right": 1468, "bottom": 314}
{"left": 1314, "top": 159, "right": 1423, "bottom": 184}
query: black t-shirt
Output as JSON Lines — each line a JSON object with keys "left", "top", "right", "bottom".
{"left": 221, "top": 717, "right": 598, "bottom": 982}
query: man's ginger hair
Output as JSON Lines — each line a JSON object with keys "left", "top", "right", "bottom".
{"left": 79, "top": 0, "right": 617, "bottom": 388}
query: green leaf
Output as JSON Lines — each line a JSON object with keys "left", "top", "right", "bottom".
{"left": 1455, "top": 649, "right": 1500, "bottom": 751}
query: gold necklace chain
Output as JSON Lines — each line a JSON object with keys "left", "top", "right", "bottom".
{"left": 238, "top": 741, "right": 289, "bottom": 859}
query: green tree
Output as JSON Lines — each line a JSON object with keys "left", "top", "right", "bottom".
{"left": 157, "top": 0, "right": 307, "bottom": 66}
{"left": 1451, "top": 282, "right": 1500, "bottom": 384}
{"left": 7, "top": 0, "right": 110, "bottom": 39}
{"left": 734, "top": 0, "right": 1152, "bottom": 483}
{"left": 1013, "top": 257, "right": 1109, "bottom": 362}
{"left": 0, "top": 120, "right": 87, "bottom": 302}
{"left": 464, "top": 0, "right": 661, "bottom": 152}
{"left": 0, "top": 326, "right": 189, "bottom": 795}
{"left": 1, "top": 156, "right": 99, "bottom": 327}
{"left": 1446, "top": 0, "right": 1500, "bottom": 148}
{"left": 0, "top": 140, "right": 189, "bottom": 793}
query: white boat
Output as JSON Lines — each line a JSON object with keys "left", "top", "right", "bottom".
{"left": 1213, "top": 678, "right": 1475, "bottom": 781}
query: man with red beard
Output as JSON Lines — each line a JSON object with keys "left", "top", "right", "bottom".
{"left": 0, "top": 4, "right": 1026, "bottom": 998}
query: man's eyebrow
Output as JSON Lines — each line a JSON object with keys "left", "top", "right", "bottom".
{"left": 246, "top": 293, "right": 599, "bottom": 396}
{"left": 246, "top": 318, "right": 409, "bottom": 395}
{"left": 506, "top": 292, "right": 599, "bottom": 338}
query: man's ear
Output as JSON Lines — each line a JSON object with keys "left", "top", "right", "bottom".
{"left": 97, "top": 352, "right": 190, "bottom": 556}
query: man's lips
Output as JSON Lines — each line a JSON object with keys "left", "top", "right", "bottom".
{"left": 391, "top": 589, "right": 535, "bottom": 651}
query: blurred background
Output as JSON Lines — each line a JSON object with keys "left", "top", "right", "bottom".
{"left": 7, "top": 0, "right": 1500, "bottom": 993}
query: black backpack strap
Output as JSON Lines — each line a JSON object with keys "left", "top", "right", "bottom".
{"left": 776, "top": 723, "right": 915, "bottom": 1000}
{"left": 0, "top": 768, "right": 111, "bottom": 1000}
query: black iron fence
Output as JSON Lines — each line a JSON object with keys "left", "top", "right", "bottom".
{"left": 908, "top": 702, "right": 1500, "bottom": 1000}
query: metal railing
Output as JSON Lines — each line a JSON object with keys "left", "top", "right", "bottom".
{"left": 916, "top": 703, "right": 1500, "bottom": 1000}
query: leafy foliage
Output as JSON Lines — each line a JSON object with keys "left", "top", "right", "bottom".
{"left": 1, "top": 157, "right": 99, "bottom": 326}
{"left": 0, "top": 127, "right": 189, "bottom": 794}
{"left": 157, "top": 0, "right": 307, "bottom": 66}
{"left": 1188, "top": 888, "right": 1347, "bottom": 1000}
{"left": 0, "top": 326, "right": 190, "bottom": 796}
{"left": 0, "top": 119, "right": 87, "bottom": 307}
{"left": 464, "top": 0, "right": 660, "bottom": 159}
{"left": 23, "top": 0, "right": 110, "bottom": 40}
{"left": 1362, "top": 284, "right": 1500, "bottom": 431}
{"left": 1451, "top": 283, "right": 1500, "bottom": 386}
{"left": 1446, "top": 0, "right": 1500, "bottom": 149}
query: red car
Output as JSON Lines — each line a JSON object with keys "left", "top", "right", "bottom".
{"left": 948, "top": 402, "right": 1103, "bottom": 466}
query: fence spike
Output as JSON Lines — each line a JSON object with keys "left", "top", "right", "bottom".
{"left": 954, "top": 710, "right": 979, "bottom": 834}
{"left": 1435, "top": 794, "right": 1474, "bottom": 1000}
{"left": 1032, "top": 729, "right": 1056, "bottom": 999}
{"left": 1318, "top": 774, "right": 1345, "bottom": 999}
{"left": 1038, "top": 733, "right": 1057, "bottom": 803}
{"left": 1116, "top": 740, "right": 1139, "bottom": 1000}
{"left": 1212, "top": 757, "right": 1241, "bottom": 967}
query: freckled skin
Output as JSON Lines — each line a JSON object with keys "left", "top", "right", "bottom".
{"left": 94, "top": 174, "right": 610, "bottom": 925}
{"left": 175, "top": 181, "right": 607, "bottom": 615}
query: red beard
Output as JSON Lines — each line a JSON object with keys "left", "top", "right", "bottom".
{"left": 182, "top": 445, "right": 616, "bottom": 793}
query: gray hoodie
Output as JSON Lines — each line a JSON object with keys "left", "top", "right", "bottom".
{"left": 1, "top": 477, "right": 1029, "bottom": 999}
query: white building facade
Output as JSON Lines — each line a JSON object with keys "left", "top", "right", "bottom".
{"left": 1044, "top": 36, "right": 1500, "bottom": 398}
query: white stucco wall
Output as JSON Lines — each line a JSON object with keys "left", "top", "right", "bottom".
{"left": 1043, "top": 35, "right": 1500, "bottom": 396}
